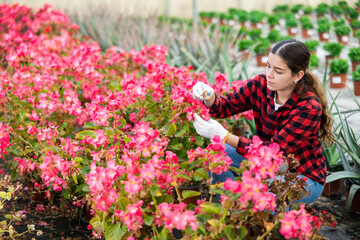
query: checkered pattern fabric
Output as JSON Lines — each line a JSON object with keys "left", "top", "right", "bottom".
{"left": 208, "top": 74, "right": 327, "bottom": 185}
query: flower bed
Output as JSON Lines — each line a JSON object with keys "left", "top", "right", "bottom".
{"left": 0, "top": 3, "right": 337, "bottom": 239}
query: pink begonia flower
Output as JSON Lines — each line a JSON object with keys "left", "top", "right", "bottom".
{"left": 280, "top": 205, "right": 318, "bottom": 240}
{"left": 124, "top": 174, "right": 143, "bottom": 195}
{"left": 114, "top": 201, "right": 144, "bottom": 231}
{"left": 224, "top": 178, "right": 242, "bottom": 193}
{"left": 0, "top": 123, "right": 12, "bottom": 159}
{"left": 155, "top": 202, "right": 198, "bottom": 232}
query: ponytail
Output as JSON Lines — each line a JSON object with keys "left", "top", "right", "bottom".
{"left": 295, "top": 70, "right": 334, "bottom": 146}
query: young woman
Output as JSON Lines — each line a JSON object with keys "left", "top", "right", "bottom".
{"left": 192, "top": 39, "right": 334, "bottom": 204}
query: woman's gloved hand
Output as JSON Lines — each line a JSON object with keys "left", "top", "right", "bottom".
{"left": 193, "top": 113, "right": 229, "bottom": 142}
{"left": 192, "top": 82, "right": 215, "bottom": 101}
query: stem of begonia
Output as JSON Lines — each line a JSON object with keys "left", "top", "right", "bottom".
{"left": 256, "top": 221, "right": 277, "bottom": 240}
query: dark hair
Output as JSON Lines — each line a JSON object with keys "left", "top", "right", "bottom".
{"left": 271, "top": 39, "right": 334, "bottom": 146}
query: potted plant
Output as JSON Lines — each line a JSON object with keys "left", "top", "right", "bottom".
{"left": 317, "top": 23, "right": 331, "bottom": 42}
{"left": 346, "top": 7, "right": 359, "bottom": 23}
{"left": 356, "top": 0, "right": 360, "bottom": 13}
{"left": 235, "top": 9, "right": 248, "bottom": 27}
{"left": 273, "top": 4, "right": 289, "bottom": 14}
{"left": 338, "top": 1, "right": 348, "bottom": 9}
{"left": 317, "top": 17, "right": 331, "bottom": 41}
{"left": 285, "top": 13, "right": 298, "bottom": 36}
{"left": 352, "top": 65, "right": 360, "bottom": 96}
{"left": 329, "top": 58, "right": 349, "bottom": 88}
{"left": 299, "top": 15, "right": 314, "bottom": 38}
{"left": 351, "top": 20, "right": 360, "bottom": 36}
{"left": 199, "top": 12, "right": 212, "bottom": 23}
{"left": 315, "top": 3, "right": 329, "bottom": 18}
{"left": 309, "top": 54, "right": 320, "bottom": 71}
{"left": 321, "top": 141, "right": 342, "bottom": 196}
{"left": 325, "top": 116, "right": 360, "bottom": 214}
{"left": 303, "top": 6, "right": 313, "bottom": 16}
{"left": 334, "top": 22, "right": 351, "bottom": 45}
{"left": 330, "top": 5, "right": 345, "bottom": 19}
{"left": 237, "top": 38, "right": 253, "bottom": 61}
{"left": 348, "top": 47, "right": 360, "bottom": 72}
{"left": 305, "top": 40, "right": 320, "bottom": 55}
{"left": 253, "top": 38, "right": 270, "bottom": 67}
{"left": 247, "top": 28, "right": 262, "bottom": 41}
{"left": 248, "top": 10, "right": 265, "bottom": 29}
{"left": 267, "top": 14, "right": 280, "bottom": 30}
{"left": 323, "top": 42, "right": 345, "bottom": 65}
{"left": 267, "top": 29, "right": 281, "bottom": 44}
{"left": 290, "top": 4, "right": 304, "bottom": 16}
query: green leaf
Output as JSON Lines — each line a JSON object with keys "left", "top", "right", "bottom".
{"left": 167, "top": 123, "right": 177, "bottom": 136}
{"left": 122, "top": 135, "right": 131, "bottom": 144}
{"left": 223, "top": 225, "right": 235, "bottom": 240}
{"left": 62, "top": 188, "right": 71, "bottom": 199}
{"left": 119, "top": 118, "right": 126, "bottom": 126}
{"left": 144, "top": 214, "right": 154, "bottom": 226}
{"left": 177, "top": 173, "right": 192, "bottom": 181}
{"left": 194, "top": 135, "right": 204, "bottom": 146}
{"left": 7, "top": 145, "right": 22, "bottom": 156}
{"left": 175, "top": 123, "right": 189, "bottom": 137}
{"left": 170, "top": 143, "right": 184, "bottom": 150}
{"left": 105, "top": 224, "right": 126, "bottom": 240}
{"left": 74, "top": 157, "right": 83, "bottom": 163}
{"left": 90, "top": 215, "right": 103, "bottom": 234}
{"left": 238, "top": 226, "right": 248, "bottom": 240}
{"left": 181, "top": 190, "right": 201, "bottom": 200}
{"left": 194, "top": 169, "right": 209, "bottom": 179}
{"left": 118, "top": 197, "right": 130, "bottom": 211}
{"left": 0, "top": 191, "right": 8, "bottom": 199}
{"left": 75, "top": 130, "right": 97, "bottom": 139}
{"left": 42, "top": 146, "right": 60, "bottom": 153}
{"left": 346, "top": 184, "right": 360, "bottom": 215}
{"left": 81, "top": 183, "right": 90, "bottom": 192}
{"left": 201, "top": 203, "right": 221, "bottom": 214}
{"left": 326, "top": 171, "right": 360, "bottom": 183}
{"left": 150, "top": 185, "right": 163, "bottom": 197}
{"left": 159, "top": 227, "right": 169, "bottom": 239}
{"left": 84, "top": 122, "right": 98, "bottom": 129}
{"left": 72, "top": 173, "right": 78, "bottom": 184}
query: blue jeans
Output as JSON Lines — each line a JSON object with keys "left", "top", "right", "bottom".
{"left": 210, "top": 144, "right": 324, "bottom": 204}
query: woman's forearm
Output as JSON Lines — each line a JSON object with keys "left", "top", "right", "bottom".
{"left": 204, "top": 96, "right": 215, "bottom": 107}
{"left": 225, "top": 132, "right": 240, "bottom": 148}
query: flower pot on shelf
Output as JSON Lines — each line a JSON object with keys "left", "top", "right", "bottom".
{"left": 322, "top": 179, "right": 343, "bottom": 197}
{"left": 318, "top": 32, "right": 330, "bottom": 42}
{"left": 352, "top": 61, "right": 360, "bottom": 72}
{"left": 302, "top": 29, "right": 314, "bottom": 38}
{"left": 345, "top": 184, "right": 360, "bottom": 213}
{"left": 256, "top": 54, "right": 268, "bottom": 67}
{"left": 330, "top": 73, "right": 347, "bottom": 88}
{"left": 354, "top": 81, "right": 360, "bottom": 96}
{"left": 337, "top": 35, "right": 349, "bottom": 45}
{"left": 287, "top": 27, "right": 297, "bottom": 36}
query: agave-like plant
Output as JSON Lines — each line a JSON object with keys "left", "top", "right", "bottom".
{"left": 68, "top": 7, "right": 250, "bottom": 83}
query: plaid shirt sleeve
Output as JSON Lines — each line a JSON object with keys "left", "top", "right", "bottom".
{"left": 208, "top": 76, "right": 259, "bottom": 155}
{"left": 208, "top": 77, "right": 255, "bottom": 119}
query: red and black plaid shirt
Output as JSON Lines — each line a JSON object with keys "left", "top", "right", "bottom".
{"left": 208, "top": 74, "right": 327, "bottom": 185}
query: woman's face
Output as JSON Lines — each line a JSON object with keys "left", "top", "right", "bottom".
{"left": 265, "top": 53, "right": 303, "bottom": 92}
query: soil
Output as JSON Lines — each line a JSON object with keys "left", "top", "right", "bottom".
{"left": 0, "top": 185, "right": 93, "bottom": 240}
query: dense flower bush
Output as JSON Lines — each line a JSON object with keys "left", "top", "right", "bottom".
{"left": 0, "top": 3, "right": 336, "bottom": 239}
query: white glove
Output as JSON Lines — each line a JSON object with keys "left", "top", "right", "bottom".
{"left": 193, "top": 113, "right": 229, "bottom": 141}
{"left": 192, "top": 82, "right": 215, "bottom": 101}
